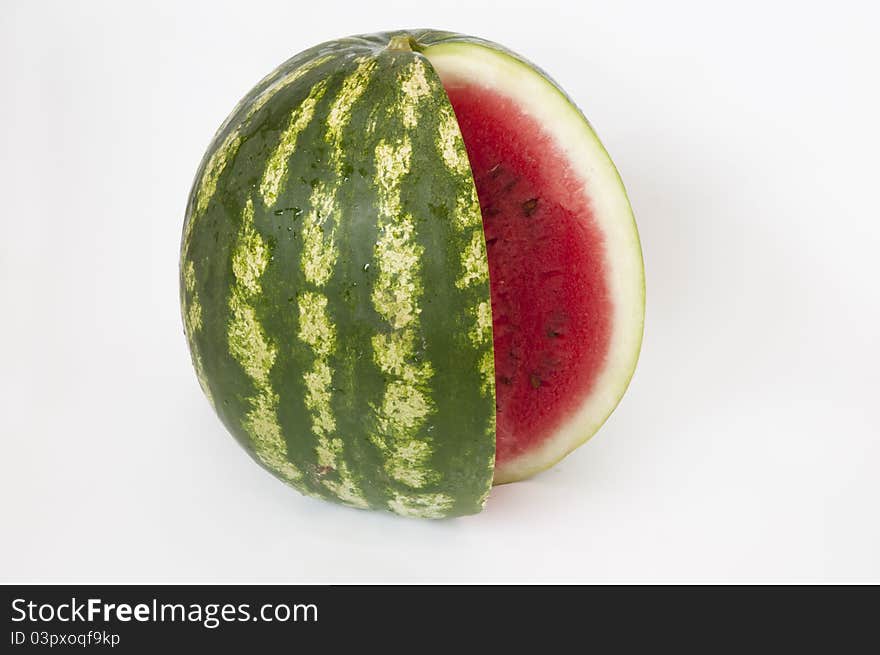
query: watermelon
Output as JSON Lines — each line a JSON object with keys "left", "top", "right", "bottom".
{"left": 180, "top": 30, "right": 644, "bottom": 518}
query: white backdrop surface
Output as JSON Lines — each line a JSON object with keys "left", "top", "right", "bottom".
{"left": 1, "top": 0, "right": 878, "bottom": 583}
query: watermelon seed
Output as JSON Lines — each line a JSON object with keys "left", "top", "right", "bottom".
{"left": 522, "top": 198, "right": 539, "bottom": 216}
{"left": 530, "top": 374, "right": 542, "bottom": 389}
{"left": 488, "top": 162, "right": 503, "bottom": 177}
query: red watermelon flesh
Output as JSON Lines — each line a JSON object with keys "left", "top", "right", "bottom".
{"left": 425, "top": 39, "right": 644, "bottom": 485}
{"left": 444, "top": 83, "right": 612, "bottom": 473}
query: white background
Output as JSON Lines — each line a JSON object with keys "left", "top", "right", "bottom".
{"left": 2, "top": 0, "right": 878, "bottom": 583}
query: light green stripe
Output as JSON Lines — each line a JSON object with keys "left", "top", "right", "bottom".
{"left": 301, "top": 183, "right": 341, "bottom": 287}
{"left": 228, "top": 198, "right": 300, "bottom": 484}
{"left": 194, "top": 135, "right": 242, "bottom": 220}
{"left": 327, "top": 59, "right": 378, "bottom": 149}
{"left": 371, "top": 124, "right": 438, "bottom": 492}
{"left": 244, "top": 54, "right": 334, "bottom": 127}
{"left": 469, "top": 300, "right": 493, "bottom": 347}
{"left": 398, "top": 58, "right": 431, "bottom": 128}
{"left": 298, "top": 291, "right": 336, "bottom": 356}
{"left": 436, "top": 104, "right": 471, "bottom": 176}
{"left": 260, "top": 80, "right": 329, "bottom": 207}
{"left": 182, "top": 260, "right": 214, "bottom": 408}
{"left": 183, "top": 260, "right": 203, "bottom": 333}
{"left": 456, "top": 229, "right": 490, "bottom": 289}
{"left": 184, "top": 134, "right": 243, "bottom": 254}
{"left": 371, "top": 138, "right": 422, "bottom": 329}
{"left": 297, "top": 291, "right": 367, "bottom": 507}
{"left": 387, "top": 492, "right": 454, "bottom": 519}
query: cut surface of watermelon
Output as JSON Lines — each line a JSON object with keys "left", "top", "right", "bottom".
{"left": 424, "top": 40, "right": 645, "bottom": 483}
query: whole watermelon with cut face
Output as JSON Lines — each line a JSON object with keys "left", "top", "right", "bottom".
{"left": 180, "top": 30, "right": 644, "bottom": 518}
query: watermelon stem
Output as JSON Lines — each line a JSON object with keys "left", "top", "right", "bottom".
{"left": 386, "top": 34, "right": 421, "bottom": 52}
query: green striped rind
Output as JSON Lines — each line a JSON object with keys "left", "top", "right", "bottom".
{"left": 180, "top": 33, "right": 495, "bottom": 518}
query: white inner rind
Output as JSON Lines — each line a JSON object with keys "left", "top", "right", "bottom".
{"left": 423, "top": 42, "right": 645, "bottom": 484}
